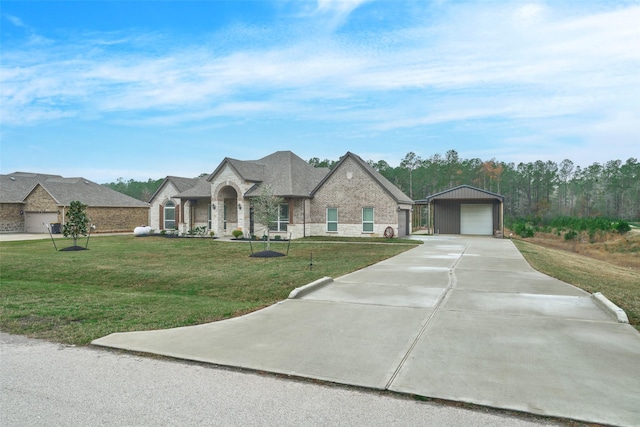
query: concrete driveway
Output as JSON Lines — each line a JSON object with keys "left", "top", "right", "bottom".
{"left": 93, "top": 236, "right": 640, "bottom": 426}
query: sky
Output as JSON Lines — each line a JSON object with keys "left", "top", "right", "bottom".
{"left": 1, "top": 0, "right": 639, "bottom": 183}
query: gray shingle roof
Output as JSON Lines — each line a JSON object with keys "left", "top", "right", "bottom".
{"left": 244, "top": 151, "right": 330, "bottom": 198}
{"left": 207, "top": 151, "right": 329, "bottom": 198}
{"left": 148, "top": 176, "right": 200, "bottom": 202}
{"left": 0, "top": 172, "right": 149, "bottom": 207}
{"left": 173, "top": 178, "right": 211, "bottom": 198}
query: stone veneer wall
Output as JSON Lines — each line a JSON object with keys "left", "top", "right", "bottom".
{"left": 0, "top": 203, "right": 24, "bottom": 232}
{"left": 149, "top": 182, "right": 179, "bottom": 230}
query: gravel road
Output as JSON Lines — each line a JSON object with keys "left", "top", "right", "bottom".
{"left": 1, "top": 333, "right": 560, "bottom": 426}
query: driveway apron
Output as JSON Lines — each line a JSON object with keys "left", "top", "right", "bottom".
{"left": 93, "top": 236, "right": 640, "bottom": 426}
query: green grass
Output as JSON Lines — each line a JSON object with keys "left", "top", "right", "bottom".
{"left": 513, "top": 239, "right": 640, "bottom": 331}
{"left": 0, "top": 235, "right": 418, "bottom": 345}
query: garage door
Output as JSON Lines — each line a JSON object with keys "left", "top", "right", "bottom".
{"left": 460, "top": 204, "right": 493, "bottom": 235}
{"left": 25, "top": 212, "right": 58, "bottom": 233}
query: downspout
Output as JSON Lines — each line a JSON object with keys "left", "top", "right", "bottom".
{"left": 303, "top": 196, "right": 307, "bottom": 238}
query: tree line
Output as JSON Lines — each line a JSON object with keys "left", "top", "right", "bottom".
{"left": 310, "top": 151, "right": 640, "bottom": 220}
{"left": 105, "top": 151, "right": 639, "bottom": 221}
{"left": 103, "top": 178, "right": 164, "bottom": 202}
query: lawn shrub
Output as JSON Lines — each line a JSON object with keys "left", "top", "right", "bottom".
{"left": 232, "top": 229, "right": 244, "bottom": 239}
{"left": 613, "top": 220, "right": 631, "bottom": 233}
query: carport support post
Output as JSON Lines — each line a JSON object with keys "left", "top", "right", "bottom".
{"left": 500, "top": 201, "right": 504, "bottom": 238}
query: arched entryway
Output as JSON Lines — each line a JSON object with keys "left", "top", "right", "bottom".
{"left": 217, "top": 186, "right": 238, "bottom": 235}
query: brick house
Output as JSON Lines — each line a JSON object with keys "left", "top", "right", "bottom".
{"left": 0, "top": 172, "right": 149, "bottom": 233}
{"left": 148, "top": 151, "right": 413, "bottom": 239}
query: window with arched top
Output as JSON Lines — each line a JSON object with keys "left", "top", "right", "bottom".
{"left": 164, "top": 201, "right": 176, "bottom": 229}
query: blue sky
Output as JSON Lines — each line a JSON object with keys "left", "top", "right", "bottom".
{"left": 1, "top": 0, "right": 639, "bottom": 183}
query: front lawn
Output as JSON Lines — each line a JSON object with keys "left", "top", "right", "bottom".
{"left": 0, "top": 235, "right": 418, "bottom": 345}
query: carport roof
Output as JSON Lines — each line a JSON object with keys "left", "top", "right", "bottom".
{"left": 417, "top": 185, "right": 504, "bottom": 203}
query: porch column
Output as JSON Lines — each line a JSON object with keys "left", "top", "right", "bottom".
{"left": 237, "top": 198, "right": 247, "bottom": 236}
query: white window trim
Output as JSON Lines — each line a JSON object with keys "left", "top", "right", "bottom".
{"left": 270, "top": 203, "right": 289, "bottom": 232}
{"left": 362, "top": 207, "right": 374, "bottom": 233}
{"left": 164, "top": 201, "right": 176, "bottom": 230}
{"left": 327, "top": 207, "right": 338, "bottom": 232}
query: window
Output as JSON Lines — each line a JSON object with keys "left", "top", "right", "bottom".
{"left": 327, "top": 208, "right": 338, "bottom": 232}
{"left": 164, "top": 201, "right": 176, "bottom": 229}
{"left": 270, "top": 203, "right": 289, "bottom": 232}
{"left": 362, "top": 207, "right": 374, "bottom": 233}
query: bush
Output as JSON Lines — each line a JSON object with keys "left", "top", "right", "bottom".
{"left": 274, "top": 235, "right": 282, "bottom": 240}
{"left": 232, "top": 229, "right": 244, "bottom": 239}
{"left": 613, "top": 220, "right": 631, "bottom": 233}
{"left": 564, "top": 230, "right": 578, "bottom": 240}
{"left": 513, "top": 221, "right": 535, "bottom": 238}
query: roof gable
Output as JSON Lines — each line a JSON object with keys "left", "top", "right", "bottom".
{"left": 207, "top": 158, "right": 265, "bottom": 184}
{"left": 207, "top": 151, "right": 329, "bottom": 198}
{"left": 311, "top": 152, "right": 413, "bottom": 204}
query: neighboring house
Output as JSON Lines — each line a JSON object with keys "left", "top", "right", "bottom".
{"left": 148, "top": 151, "right": 414, "bottom": 239}
{"left": 414, "top": 185, "right": 505, "bottom": 236}
{"left": 0, "top": 172, "right": 149, "bottom": 233}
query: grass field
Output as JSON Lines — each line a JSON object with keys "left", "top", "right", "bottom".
{"left": 0, "top": 235, "right": 419, "bottom": 345}
{"left": 513, "top": 239, "right": 640, "bottom": 331}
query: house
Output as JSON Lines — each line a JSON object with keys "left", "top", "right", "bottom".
{"left": 0, "top": 172, "right": 149, "bottom": 233}
{"left": 148, "top": 151, "right": 414, "bottom": 238}
{"left": 414, "top": 185, "right": 504, "bottom": 236}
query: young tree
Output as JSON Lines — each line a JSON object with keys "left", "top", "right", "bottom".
{"left": 63, "top": 201, "right": 90, "bottom": 247}
{"left": 400, "top": 152, "right": 422, "bottom": 199}
{"left": 251, "top": 185, "right": 284, "bottom": 252}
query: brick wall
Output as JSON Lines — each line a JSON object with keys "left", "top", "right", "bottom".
{"left": 309, "top": 156, "right": 399, "bottom": 237}
{"left": 86, "top": 207, "right": 149, "bottom": 233}
{"left": 24, "top": 185, "right": 60, "bottom": 214}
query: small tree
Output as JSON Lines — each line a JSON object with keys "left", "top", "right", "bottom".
{"left": 251, "top": 185, "right": 284, "bottom": 251}
{"left": 63, "top": 201, "right": 90, "bottom": 246}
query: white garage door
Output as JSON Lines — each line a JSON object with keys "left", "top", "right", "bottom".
{"left": 25, "top": 212, "right": 58, "bottom": 233}
{"left": 460, "top": 204, "right": 493, "bottom": 235}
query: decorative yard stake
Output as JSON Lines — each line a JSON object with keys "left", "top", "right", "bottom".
{"left": 45, "top": 223, "right": 58, "bottom": 251}
{"left": 85, "top": 224, "right": 95, "bottom": 249}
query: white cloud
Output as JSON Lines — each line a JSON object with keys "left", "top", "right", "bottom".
{"left": 1, "top": 0, "right": 638, "bottom": 169}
